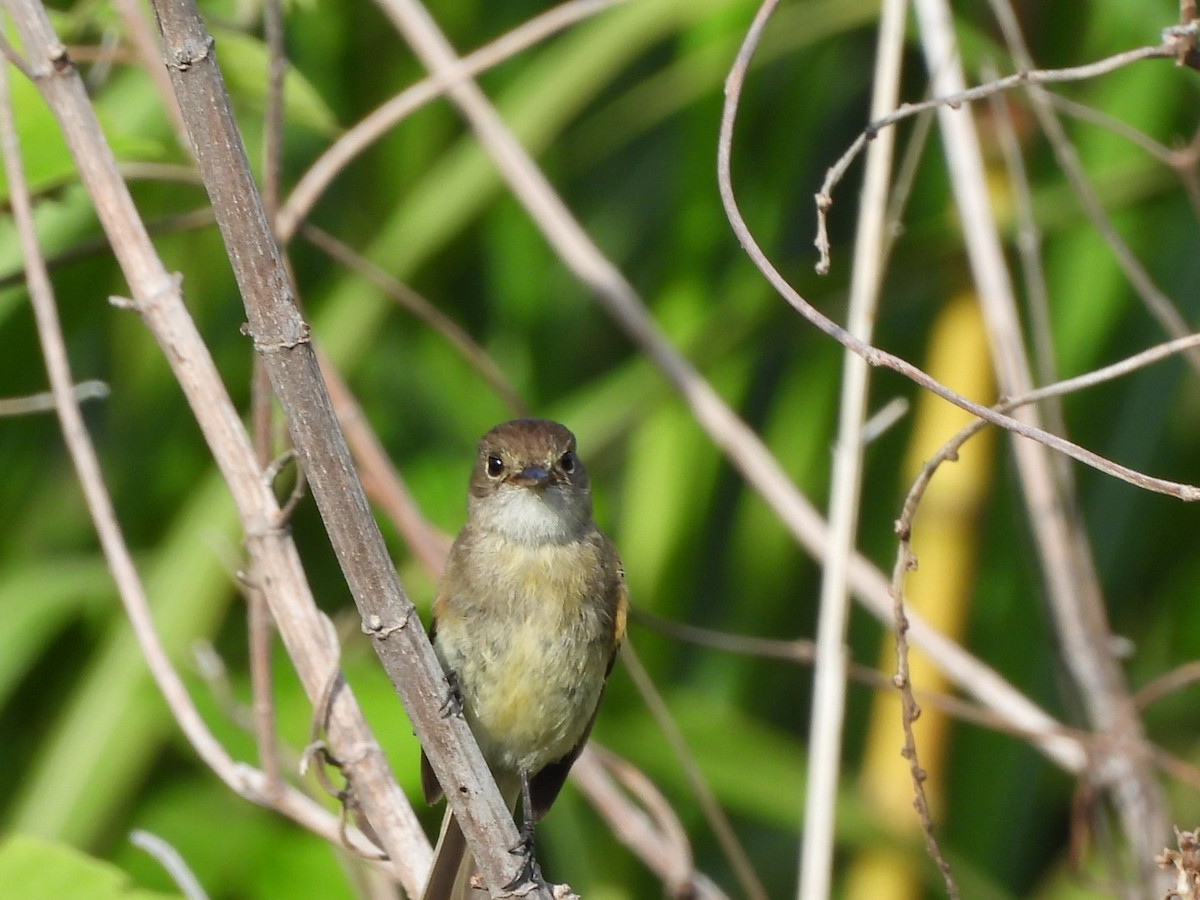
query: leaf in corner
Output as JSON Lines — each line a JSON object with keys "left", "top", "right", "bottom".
{"left": 0, "top": 834, "right": 183, "bottom": 900}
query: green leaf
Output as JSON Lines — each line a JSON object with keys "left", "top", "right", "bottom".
{"left": 211, "top": 28, "right": 339, "bottom": 135}
{"left": 0, "top": 834, "right": 182, "bottom": 900}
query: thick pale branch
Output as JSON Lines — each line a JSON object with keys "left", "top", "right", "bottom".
{"left": 4, "top": 0, "right": 433, "bottom": 891}
{"left": 0, "top": 43, "right": 380, "bottom": 863}
{"left": 142, "top": 0, "right": 531, "bottom": 894}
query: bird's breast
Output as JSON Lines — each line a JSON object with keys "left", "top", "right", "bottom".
{"left": 434, "top": 534, "right": 617, "bottom": 776}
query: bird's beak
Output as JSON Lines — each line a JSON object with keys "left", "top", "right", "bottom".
{"left": 512, "top": 465, "right": 550, "bottom": 487}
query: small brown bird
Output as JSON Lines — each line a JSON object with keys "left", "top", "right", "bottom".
{"left": 420, "top": 419, "right": 627, "bottom": 900}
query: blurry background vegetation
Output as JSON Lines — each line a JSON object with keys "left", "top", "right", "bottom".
{"left": 2, "top": 0, "right": 1200, "bottom": 896}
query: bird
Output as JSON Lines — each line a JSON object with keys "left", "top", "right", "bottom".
{"left": 420, "top": 418, "right": 626, "bottom": 900}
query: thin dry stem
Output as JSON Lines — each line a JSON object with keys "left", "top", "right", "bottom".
{"left": 0, "top": 44, "right": 379, "bottom": 860}
{"left": 815, "top": 40, "right": 1176, "bottom": 273}
{"left": 985, "top": 0, "right": 1200, "bottom": 373}
{"left": 985, "top": 64, "right": 1065, "bottom": 427}
{"left": 1039, "top": 94, "right": 1200, "bottom": 232}
{"left": 887, "top": 324, "right": 1200, "bottom": 898}
{"left": 371, "top": 0, "right": 1086, "bottom": 785}
{"left": 0, "top": 27, "right": 34, "bottom": 78}
{"left": 129, "top": 830, "right": 210, "bottom": 900}
{"left": 1135, "top": 661, "right": 1200, "bottom": 711}
{"left": 572, "top": 747, "right": 728, "bottom": 900}
{"left": 914, "top": 0, "right": 1165, "bottom": 887}
{"left": 622, "top": 642, "right": 767, "bottom": 900}
{"left": 276, "top": 0, "right": 625, "bottom": 242}
{"left": 301, "top": 224, "right": 527, "bottom": 415}
{"left": 723, "top": 14, "right": 1199, "bottom": 501}
{"left": 801, "top": 0, "right": 906, "bottom": 893}
{"left": 632, "top": 607, "right": 1079, "bottom": 745}
{"left": 0, "top": 379, "right": 109, "bottom": 415}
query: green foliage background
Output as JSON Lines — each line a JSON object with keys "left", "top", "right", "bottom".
{"left": 2, "top": 0, "right": 1200, "bottom": 896}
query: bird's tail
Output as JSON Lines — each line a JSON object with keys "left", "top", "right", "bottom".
{"left": 421, "top": 808, "right": 474, "bottom": 900}
{"left": 421, "top": 782, "right": 520, "bottom": 900}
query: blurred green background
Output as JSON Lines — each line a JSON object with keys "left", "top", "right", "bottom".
{"left": 2, "top": 0, "right": 1200, "bottom": 896}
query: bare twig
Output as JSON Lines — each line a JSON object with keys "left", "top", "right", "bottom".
{"left": 1135, "top": 661, "right": 1200, "bottom": 711}
{"left": 0, "top": 379, "right": 109, "bottom": 416}
{"left": 621, "top": 642, "right": 767, "bottom": 900}
{"left": 129, "top": 830, "right": 210, "bottom": 900}
{"left": 914, "top": 0, "right": 1166, "bottom": 888}
{"left": 301, "top": 224, "right": 527, "bottom": 415}
{"left": 986, "top": 63, "right": 1061, "bottom": 409}
{"left": 1045, "top": 91, "right": 1183, "bottom": 167}
{"left": 985, "top": 0, "right": 1200, "bottom": 372}
{"left": 801, "top": 0, "right": 907, "bottom": 894}
{"left": 886, "top": 322, "right": 1200, "bottom": 897}
{"left": 1020, "top": 332, "right": 1200, "bottom": 404}
{"left": 0, "top": 42, "right": 379, "bottom": 860}
{"left": 0, "top": 26, "right": 34, "bottom": 79}
{"left": 815, "top": 40, "right": 1176, "bottom": 273}
{"left": 572, "top": 747, "right": 729, "bottom": 900}
{"left": 723, "top": 6, "right": 1199, "bottom": 503}
{"left": 860, "top": 396, "right": 909, "bottom": 445}
{"left": 142, "top": 0, "right": 536, "bottom": 892}
{"left": 889, "top": 446, "right": 969, "bottom": 900}
{"left": 879, "top": 327, "right": 1200, "bottom": 897}
{"left": 882, "top": 97, "right": 935, "bottom": 246}
{"left": 632, "top": 607, "right": 1058, "bottom": 739}
{"left": 276, "top": 0, "right": 625, "bottom": 242}
{"left": 1044, "top": 93, "right": 1200, "bottom": 227}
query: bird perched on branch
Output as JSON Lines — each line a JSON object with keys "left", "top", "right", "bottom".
{"left": 420, "top": 419, "right": 627, "bottom": 899}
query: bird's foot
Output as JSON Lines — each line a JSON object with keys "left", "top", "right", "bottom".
{"left": 502, "top": 830, "right": 546, "bottom": 895}
{"left": 439, "top": 670, "right": 464, "bottom": 718}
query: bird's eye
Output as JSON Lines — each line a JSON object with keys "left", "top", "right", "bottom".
{"left": 559, "top": 451, "right": 576, "bottom": 473}
{"left": 486, "top": 456, "right": 505, "bottom": 478}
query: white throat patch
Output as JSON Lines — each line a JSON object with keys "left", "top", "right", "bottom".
{"left": 477, "top": 484, "right": 587, "bottom": 544}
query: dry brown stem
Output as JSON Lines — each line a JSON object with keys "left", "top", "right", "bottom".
{"left": 139, "top": 0, "right": 539, "bottom": 893}
{"left": 0, "top": 36, "right": 382, "bottom": 864}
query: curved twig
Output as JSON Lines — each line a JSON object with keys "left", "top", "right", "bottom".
{"left": 717, "top": 3, "right": 1200, "bottom": 502}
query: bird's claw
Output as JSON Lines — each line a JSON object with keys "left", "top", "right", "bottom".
{"left": 502, "top": 833, "right": 545, "bottom": 895}
{"left": 439, "top": 671, "right": 464, "bottom": 718}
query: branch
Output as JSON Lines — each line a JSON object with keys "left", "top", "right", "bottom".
{"left": 814, "top": 40, "right": 1176, "bottom": 273}
{"left": 140, "top": 0, "right": 533, "bottom": 893}
{"left": 572, "top": 746, "right": 730, "bottom": 900}
{"left": 0, "top": 40, "right": 380, "bottom": 863}
{"left": 985, "top": 0, "right": 1200, "bottom": 372}
{"left": 276, "top": 0, "right": 625, "bottom": 243}
{"left": 719, "top": 5, "right": 1200, "bottom": 502}
{"left": 911, "top": 0, "right": 1167, "bottom": 887}
{"left": 801, "top": 0, "right": 907, "bottom": 894}
{"left": 4, "top": 1, "right": 434, "bottom": 892}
